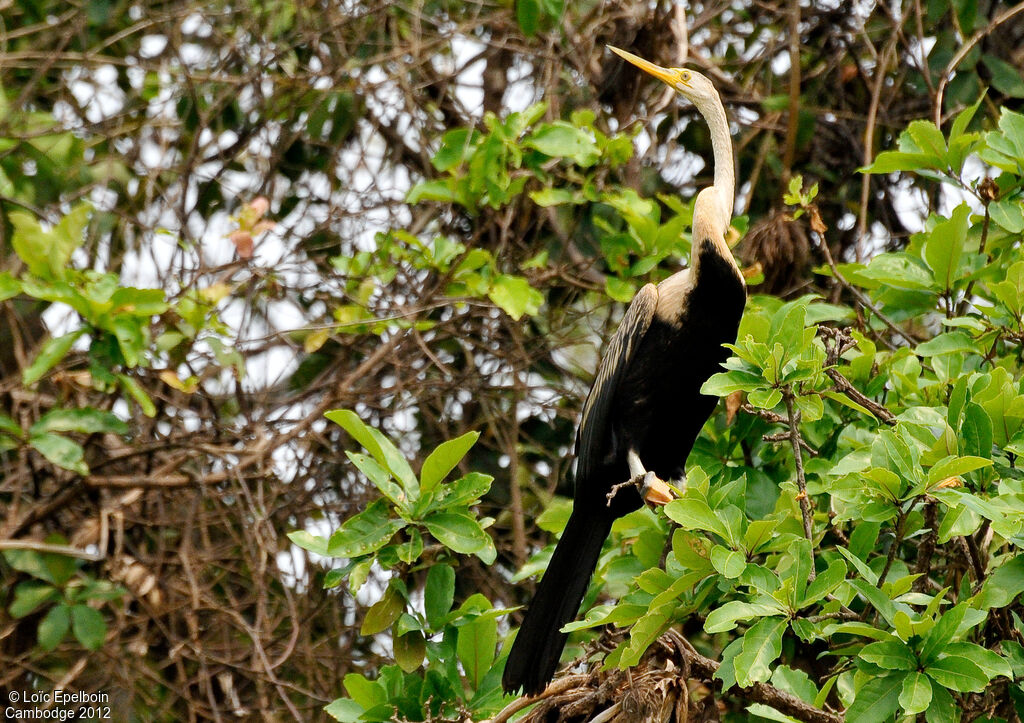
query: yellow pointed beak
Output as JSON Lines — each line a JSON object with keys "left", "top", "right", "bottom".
{"left": 607, "top": 45, "right": 682, "bottom": 88}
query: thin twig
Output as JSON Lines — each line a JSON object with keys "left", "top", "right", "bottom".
{"left": 784, "top": 392, "right": 815, "bottom": 554}
{"left": 934, "top": 3, "right": 1024, "bottom": 127}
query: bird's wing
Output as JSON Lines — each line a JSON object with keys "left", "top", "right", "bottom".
{"left": 574, "top": 283, "right": 658, "bottom": 486}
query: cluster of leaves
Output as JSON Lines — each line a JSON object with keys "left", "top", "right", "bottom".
{"left": 533, "top": 104, "right": 1024, "bottom": 721}
{"left": 300, "top": 91, "right": 1024, "bottom": 721}
{"left": 289, "top": 411, "right": 508, "bottom": 721}
{"left": 408, "top": 102, "right": 709, "bottom": 303}
{"left": 3, "top": 547, "right": 123, "bottom": 653}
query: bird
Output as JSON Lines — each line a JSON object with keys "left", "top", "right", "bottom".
{"left": 501, "top": 46, "right": 747, "bottom": 696}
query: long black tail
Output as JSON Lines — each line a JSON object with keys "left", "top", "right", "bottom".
{"left": 502, "top": 506, "right": 615, "bottom": 695}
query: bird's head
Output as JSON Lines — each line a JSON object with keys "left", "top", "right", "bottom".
{"left": 607, "top": 46, "right": 718, "bottom": 106}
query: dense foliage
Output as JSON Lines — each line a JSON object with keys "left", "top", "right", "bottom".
{"left": 2, "top": 0, "right": 1024, "bottom": 721}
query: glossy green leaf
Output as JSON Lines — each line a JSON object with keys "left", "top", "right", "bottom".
{"left": 287, "top": 530, "right": 327, "bottom": 556}
{"left": 423, "top": 512, "right": 496, "bottom": 563}
{"left": 733, "top": 616, "right": 786, "bottom": 687}
{"left": 925, "top": 655, "right": 989, "bottom": 692}
{"left": 360, "top": 585, "right": 404, "bottom": 636}
{"left": 525, "top": 123, "right": 600, "bottom": 166}
{"left": 424, "top": 564, "right": 456, "bottom": 629}
{"left": 922, "top": 203, "right": 970, "bottom": 291}
{"left": 393, "top": 630, "right": 425, "bottom": 673}
{"left": 710, "top": 545, "right": 746, "bottom": 578}
{"left": 704, "top": 601, "right": 785, "bottom": 634}
{"left": 326, "top": 409, "right": 419, "bottom": 496}
{"left": 843, "top": 674, "right": 902, "bottom": 723}
{"left": 117, "top": 374, "right": 156, "bottom": 417}
{"left": 664, "top": 498, "right": 730, "bottom": 540}
{"left": 919, "top": 603, "right": 969, "bottom": 664}
{"left": 420, "top": 431, "right": 479, "bottom": 493}
{"left": 457, "top": 611, "right": 497, "bottom": 689}
{"left": 859, "top": 640, "right": 916, "bottom": 671}
{"left": 898, "top": 671, "right": 932, "bottom": 716}
{"left": 327, "top": 499, "right": 406, "bottom": 558}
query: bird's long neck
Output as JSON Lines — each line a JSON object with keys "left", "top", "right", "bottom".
{"left": 695, "top": 93, "right": 734, "bottom": 229}
{"left": 689, "top": 91, "right": 741, "bottom": 284}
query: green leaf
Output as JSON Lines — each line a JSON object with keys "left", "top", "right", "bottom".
{"left": 604, "top": 276, "right": 636, "bottom": 303}
{"left": 530, "top": 187, "right": 580, "bottom": 207}
{"left": 859, "top": 640, "right": 917, "bottom": 671}
{"left": 923, "top": 203, "right": 970, "bottom": 291}
{"left": 848, "top": 578, "right": 899, "bottom": 626}
{"left": 960, "top": 402, "right": 993, "bottom": 459}
{"left": 925, "top": 655, "right": 989, "bottom": 692}
{"left": 343, "top": 672, "right": 386, "bottom": 710}
{"left": 325, "top": 409, "right": 419, "bottom": 496}
{"left": 898, "top": 671, "right": 932, "bottom": 716}
{"left": 70, "top": 604, "right": 106, "bottom": 650}
{"left": 943, "top": 642, "right": 1012, "bottom": 680}
{"left": 37, "top": 603, "right": 70, "bottom": 650}
{"left": 360, "top": 585, "right": 404, "bottom": 636}
{"left": 287, "top": 530, "right": 328, "bottom": 556}
{"left": 0, "top": 271, "right": 20, "bottom": 301}
{"left": 9, "top": 581, "right": 58, "bottom": 618}
{"left": 487, "top": 274, "right": 543, "bottom": 320}
{"left": 29, "top": 432, "right": 88, "bottom": 475}
{"left": 859, "top": 253, "right": 936, "bottom": 290}
{"left": 975, "top": 555, "right": 1024, "bottom": 609}
{"left": 664, "top": 498, "right": 730, "bottom": 540}
{"left": 327, "top": 499, "right": 406, "bottom": 558}
{"left": 423, "top": 512, "right": 496, "bottom": 563}
{"left": 324, "top": 698, "right": 363, "bottom": 723}
{"left": 117, "top": 374, "right": 156, "bottom": 417}
{"left": 950, "top": 92, "right": 985, "bottom": 140}
{"left": 990, "top": 199, "right": 1024, "bottom": 233}
{"left": 733, "top": 616, "right": 786, "bottom": 687}
{"left": 924, "top": 683, "right": 958, "bottom": 723}
{"left": 420, "top": 431, "right": 479, "bottom": 493}
{"left": 801, "top": 559, "right": 847, "bottom": 607}
{"left": 516, "top": 0, "right": 540, "bottom": 36}
{"left": 457, "top": 610, "right": 497, "bottom": 690}
{"left": 844, "top": 674, "right": 902, "bottom": 723}
{"left": 710, "top": 545, "right": 746, "bottom": 579}
{"left": 346, "top": 451, "right": 405, "bottom": 510}
{"left": 432, "top": 128, "right": 478, "bottom": 172}
{"left": 393, "top": 630, "right": 426, "bottom": 673}
{"left": 30, "top": 408, "right": 129, "bottom": 436}
{"left": 983, "top": 54, "right": 1024, "bottom": 98}
{"left": 861, "top": 151, "right": 938, "bottom": 174}
{"left": 23, "top": 329, "right": 85, "bottom": 386}
{"left": 919, "top": 603, "right": 968, "bottom": 664}
{"left": 927, "top": 455, "right": 992, "bottom": 485}
{"left": 525, "top": 123, "right": 600, "bottom": 166}
{"left": 424, "top": 564, "right": 455, "bottom": 629}
{"left": 432, "top": 472, "right": 493, "bottom": 512}
{"left": 10, "top": 205, "right": 90, "bottom": 281}
{"left": 704, "top": 601, "right": 786, "bottom": 634}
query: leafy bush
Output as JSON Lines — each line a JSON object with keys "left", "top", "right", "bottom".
{"left": 304, "top": 101, "right": 1024, "bottom": 722}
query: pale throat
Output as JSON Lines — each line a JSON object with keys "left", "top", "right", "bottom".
{"left": 693, "top": 93, "right": 734, "bottom": 230}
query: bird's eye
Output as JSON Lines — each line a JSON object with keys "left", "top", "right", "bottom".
{"left": 681, "top": 71, "right": 691, "bottom": 82}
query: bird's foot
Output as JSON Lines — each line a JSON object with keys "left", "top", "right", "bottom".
{"left": 639, "top": 471, "right": 674, "bottom": 507}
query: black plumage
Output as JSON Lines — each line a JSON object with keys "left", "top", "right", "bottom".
{"left": 502, "top": 238, "right": 746, "bottom": 695}
{"left": 502, "top": 46, "right": 747, "bottom": 696}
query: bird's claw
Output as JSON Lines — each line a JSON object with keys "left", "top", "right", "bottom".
{"left": 639, "top": 471, "right": 674, "bottom": 507}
